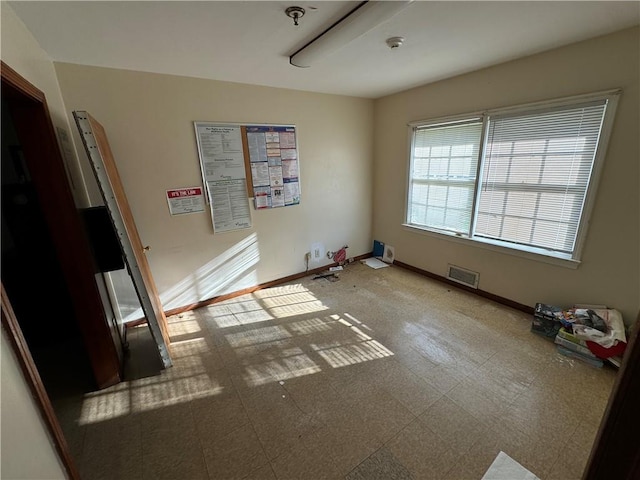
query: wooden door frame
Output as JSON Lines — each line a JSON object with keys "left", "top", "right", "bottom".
{"left": 1, "top": 61, "right": 121, "bottom": 389}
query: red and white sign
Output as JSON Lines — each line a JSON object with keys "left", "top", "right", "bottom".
{"left": 166, "top": 186, "right": 205, "bottom": 216}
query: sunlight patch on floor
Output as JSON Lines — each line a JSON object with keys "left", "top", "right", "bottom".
{"left": 233, "top": 308, "right": 275, "bottom": 326}
{"left": 78, "top": 334, "right": 227, "bottom": 425}
{"left": 167, "top": 319, "right": 202, "bottom": 337}
{"left": 78, "top": 390, "right": 130, "bottom": 425}
{"left": 169, "top": 337, "right": 212, "bottom": 358}
{"left": 242, "top": 354, "right": 321, "bottom": 387}
{"left": 80, "top": 292, "right": 396, "bottom": 426}
{"left": 288, "top": 317, "right": 334, "bottom": 335}
{"left": 268, "top": 300, "right": 329, "bottom": 319}
{"left": 313, "top": 340, "right": 394, "bottom": 368}
{"left": 232, "top": 340, "right": 298, "bottom": 359}
{"left": 225, "top": 325, "right": 292, "bottom": 348}
{"left": 253, "top": 283, "right": 310, "bottom": 299}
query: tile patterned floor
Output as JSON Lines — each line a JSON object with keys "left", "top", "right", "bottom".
{"left": 56, "top": 263, "right": 617, "bottom": 479}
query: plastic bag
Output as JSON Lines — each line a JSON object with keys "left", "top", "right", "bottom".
{"left": 572, "top": 308, "right": 625, "bottom": 348}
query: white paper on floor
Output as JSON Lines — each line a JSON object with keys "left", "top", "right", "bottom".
{"left": 362, "top": 258, "right": 389, "bottom": 269}
{"left": 482, "top": 452, "right": 539, "bottom": 480}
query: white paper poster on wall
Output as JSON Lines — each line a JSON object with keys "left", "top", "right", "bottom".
{"left": 194, "top": 124, "right": 245, "bottom": 183}
{"left": 166, "top": 187, "right": 205, "bottom": 216}
{"left": 194, "top": 123, "right": 252, "bottom": 233}
{"left": 206, "top": 179, "right": 252, "bottom": 233}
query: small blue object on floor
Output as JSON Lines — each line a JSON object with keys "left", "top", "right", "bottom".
{"left": 482, "top": 452, "right": 539, "bottom": 480}
{"left": 373, "top": 239, "right": 385, "bottom": 258}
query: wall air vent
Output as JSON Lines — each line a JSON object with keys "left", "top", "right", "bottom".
{"left": 447, "top": 265, "right": 479, "bottom": 289}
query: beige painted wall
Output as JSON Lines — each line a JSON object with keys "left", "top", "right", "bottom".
{"left": 373, "top": 27, "right": 640, "bottom": 325}
{"left": 54, "top": 63, "right": 374, "bottom": 312}
{"left": 1, "top": 331, "right": 66, "bottom": 479}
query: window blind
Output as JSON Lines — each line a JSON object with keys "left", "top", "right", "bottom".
{"left": 408, "top": 121, "right": 482, "bottom": 234}
{"left": 475, "top": 102, "right": 607, "bottom": 252}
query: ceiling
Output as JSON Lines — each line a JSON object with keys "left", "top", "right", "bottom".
{"left": 9, "top": 1, "right": 640, "bottom": 99}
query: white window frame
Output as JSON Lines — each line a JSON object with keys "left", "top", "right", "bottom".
{"left": 404, "top": 89, "right": 621, "bottom": 268}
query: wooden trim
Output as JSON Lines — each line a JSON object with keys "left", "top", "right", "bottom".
{"left": 240, "top": 126, "right": 254, "bottom": 195}
{"left": 583, "top": 310, "right": 640, "bottom": 479}
{"left": 127, "top": 252, "right": 373, "bottom": 327}
{"left": 1, "top": 284, "right": 81, "bottom": 480}
{"left": 1, "top": 61, "right": 45, "bottom": 103}
{"left": 393, "top": 260, "right": 534, "bottom": 314}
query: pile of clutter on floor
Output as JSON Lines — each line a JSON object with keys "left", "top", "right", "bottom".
{"left": 532, "top": 304, "right": 626, "bottom": 368}
{"left": 312, "top": 245, "right": 351, "bottom": 282}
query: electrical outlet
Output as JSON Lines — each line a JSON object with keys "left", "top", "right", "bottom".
{"left": 310, "top": 242, "right": 324, "bottom": 262}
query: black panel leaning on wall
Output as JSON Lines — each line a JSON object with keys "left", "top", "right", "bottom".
{"left": 79, "top": 206, "right": 125, "bottom": 273}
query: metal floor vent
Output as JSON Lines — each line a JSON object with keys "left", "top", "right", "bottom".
{"left": 447, "top": 265, "right": 479, "bottom": 289}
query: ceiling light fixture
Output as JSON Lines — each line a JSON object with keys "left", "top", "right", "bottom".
{"left": 290, "top": 1, "right": 412, "bottom": 68}
{"left": 285, "top": 6, "right": 306, "bottom": 26}
{"left": 386, "top": 36, "right": 405, "bottom": 49}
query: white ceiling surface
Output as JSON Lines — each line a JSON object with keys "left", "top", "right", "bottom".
{"left": 9, "top": 1, "right": 640, "bottom": 98}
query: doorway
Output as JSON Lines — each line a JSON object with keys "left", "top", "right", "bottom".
{"left": 1, "top": 99, "right": 94, "bottom": 397}
{"left": 1, "top": 61, "right": 122, "bottom": 389}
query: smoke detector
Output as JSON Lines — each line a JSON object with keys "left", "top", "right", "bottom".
{"left": 386, "top": 36, "right": 405, "bottom": 49}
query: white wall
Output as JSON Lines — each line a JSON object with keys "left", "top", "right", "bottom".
{"left": 54, "top": 63, "right": 374, "bottom": 313}
{"left": 373, "top": 27, "right": 640, "bottom": 325}
{"left": 1, "top": 331, "right": 66, "bottom": 479}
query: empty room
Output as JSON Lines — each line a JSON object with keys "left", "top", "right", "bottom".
{"left": 1, "top": 1, "right": 639, "bottom": 479}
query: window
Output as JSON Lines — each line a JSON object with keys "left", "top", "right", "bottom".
{"left": 406, "top": 91, "right": 619, "bottom": 263}
{"left": 408, "top": 119, "right": 482, "bottom": 234}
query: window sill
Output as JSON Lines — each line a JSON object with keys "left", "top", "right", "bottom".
{"left": 402, "top": 224, "right": 581, "bottom": 269}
